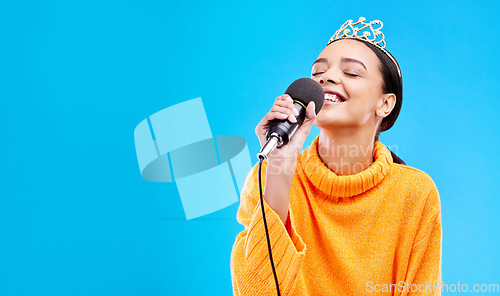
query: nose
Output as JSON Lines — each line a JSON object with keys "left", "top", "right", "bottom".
{"left": 319, "top": 73, "right": 340, "bottom": 85}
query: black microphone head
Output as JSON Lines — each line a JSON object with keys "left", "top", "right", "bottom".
{"left": 285, "top": 78, "right": 324, "bottom": 114}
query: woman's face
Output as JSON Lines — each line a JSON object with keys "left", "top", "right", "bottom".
{"left": 311, "top": 39, "right": 394, "bottom": 132}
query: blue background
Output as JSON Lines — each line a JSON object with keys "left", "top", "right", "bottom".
{"left": 1, "top": 0, "right": 499, "bottom": 295}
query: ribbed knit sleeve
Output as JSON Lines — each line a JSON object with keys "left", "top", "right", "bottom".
{"left": 230, "top": 161, "right": 307, "bottom": 296}
{"left": 399, "top": 181, "right": 443, "bottom": 296}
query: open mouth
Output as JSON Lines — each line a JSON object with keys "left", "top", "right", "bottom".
{"left": 324, "top": 91, "right": 347, "bottom": 105}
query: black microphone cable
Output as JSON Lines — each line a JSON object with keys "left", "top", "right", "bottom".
{"left": 255, "top": 78, "right": 324, "bottom": 296}
{"left": 257, "top": 155, "right": 281, "bottom": 296}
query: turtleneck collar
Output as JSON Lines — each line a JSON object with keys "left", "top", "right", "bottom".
{"left": 298, "top": 136, "right": 393, "bottom": 200}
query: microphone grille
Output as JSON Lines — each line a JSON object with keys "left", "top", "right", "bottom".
{"left": 285, "top": 78, "right": 324, "bottom": 114}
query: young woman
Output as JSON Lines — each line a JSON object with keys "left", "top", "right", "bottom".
{"left": 231, "top": 18, "right": 442, "bottom": 296}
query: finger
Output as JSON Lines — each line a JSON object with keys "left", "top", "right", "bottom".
{"left": 265, "top": 111, "right": 290, "bottom": 121}
{"left": 256, "top": 114, "right": 283, "bottom": 145}
{"left": 305, "top": 101, "right": 316, "bottom": 119}
{"left": 271, "top": 104, "right": 297, "bottom": 116}
{"left": 256, "top": 109, "right": 295, "bottom": 145}
{"left": 299, "top": 102, "right": 316, "bottom": 127}
{"left": 272, "top": 103, "right": 297, "bottom": 123}
{"left": 274, "top": 100, "right": 296, "bottom": 111}
{"left": 256, "top": 112, "right": 283, "bottom": 133}
{"left": 276, "top": 94, "right": 293, "bottom": 103}
{"left": 289, "top": 102, "right": 316, "bottom": 145}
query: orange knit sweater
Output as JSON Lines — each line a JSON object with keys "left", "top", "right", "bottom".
{"left": 230, "top": 136, "right": 442, "bottom": 295}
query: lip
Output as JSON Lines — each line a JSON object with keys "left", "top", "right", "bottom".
{"left": 322, "top": 88, "right": 347, "bottom": 104}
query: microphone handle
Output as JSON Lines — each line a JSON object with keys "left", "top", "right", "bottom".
{"left": 268, "top": 100, "right": 307, "bottom": 146}
{"left": 257, "top": 101, "right": 307, "bottom": 160}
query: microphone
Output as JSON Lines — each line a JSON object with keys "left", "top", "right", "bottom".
{"left": 257, "top": 78, "right": 324, "bottom": 160}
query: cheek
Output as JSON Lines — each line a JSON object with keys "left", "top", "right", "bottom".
{"left": 348, "top": 80, "right": 379, "bottom": 101}
{"left": 344, "top": 83, "right": 380, "bottom": 115}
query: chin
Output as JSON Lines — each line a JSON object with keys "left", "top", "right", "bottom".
{"left": 315, "top": 118, "right": 345, "bottom": 129}
{"left": 316, "top": 112, "right": 343, "bottom": 124}
{"left": 315, "top": 113, "right": 357, "bottom": 130}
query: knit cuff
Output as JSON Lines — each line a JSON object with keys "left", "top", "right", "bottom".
{"left": 244, "top": 197, "right": 306, "bottom": 292}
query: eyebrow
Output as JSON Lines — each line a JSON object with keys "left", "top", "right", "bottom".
{"left": 312, "top": 58, "right": 328, "bottom": 67}
{"left": 341, "top": 57, "right": 367, "bottom": 70}
{"left": 312, "top": 57, "right": 367, "bottom": 70}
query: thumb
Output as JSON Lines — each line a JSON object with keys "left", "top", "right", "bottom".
{"left": 289, "top": 101, "right": 316, "bottom": 148}
{"left": 304, "top": 101, "right": 316, "bottom": 121}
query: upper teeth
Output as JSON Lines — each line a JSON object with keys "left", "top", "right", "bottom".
{"left": 325, "top": 93, "right": 343, "bottom": 103}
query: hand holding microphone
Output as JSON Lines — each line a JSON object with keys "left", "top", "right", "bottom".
{"left": 255, "top": 96, "right": 315, "bottom": 164}
{"left": 256, "top": 78, "right": 324, "bottom": 164}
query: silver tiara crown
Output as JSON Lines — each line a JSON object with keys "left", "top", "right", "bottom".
{"left": 328, "top": 17, "right": 400, "bottom": 76}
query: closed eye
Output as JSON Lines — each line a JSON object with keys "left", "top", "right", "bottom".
{"left": 312, "top": 72, "right": 324, "bottom": 76}
{"left": 344, "top": 72, "right": 359, "bottom": 77}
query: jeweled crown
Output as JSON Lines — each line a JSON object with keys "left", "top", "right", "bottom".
{"left": 328, "top": 17, "right": 401, "bottom": 76}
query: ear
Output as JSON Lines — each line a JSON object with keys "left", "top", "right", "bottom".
{"left": 376, "top": 93, "right": 396, "bottom": 119}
